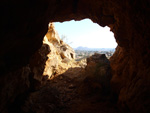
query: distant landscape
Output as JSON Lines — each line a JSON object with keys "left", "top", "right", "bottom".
{"left": 74, "top": 46, "right": 115, "bottom": 61}
{"left": 74, "top": 46, "right": 115, "bottom": 51}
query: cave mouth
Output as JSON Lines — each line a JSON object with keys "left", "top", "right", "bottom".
{"left": 54, "top": 19, "right": 117, "bottom": 59}
{"left": 42, "top": 18, "right": 118, "bottom": 80}
{"left": 36, "top": 19, "right": 117, "bottom": 112}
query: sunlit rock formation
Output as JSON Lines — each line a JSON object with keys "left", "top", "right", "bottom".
{"left": 43, "top": 23, "right": 76, "bottom": 78}
{"left": 31, "top": 23, "right": 77, "bottom": 82}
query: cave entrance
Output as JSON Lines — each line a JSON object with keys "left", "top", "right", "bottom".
{"left": 43, "top": 18, "right": 117, "bottom": 79}
{"left": 37, "top": 19, "right": 117, "bottom": 112}
{"left": 54, "top": 19, "right": 117, "bottom": 60}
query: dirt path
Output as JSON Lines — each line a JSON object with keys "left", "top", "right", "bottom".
{"left": 23, "top": 67, "right": 119, "bottom": 113}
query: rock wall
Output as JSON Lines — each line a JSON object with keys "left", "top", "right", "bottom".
{"left": 29, "top": 22, "right": 76, "bottom": 84}
{"left": 41, "top": 23, "right": 76, "bottom": 79}
{"left": 0, "top": 22, "right": 76, "bottom": 112}
{"left": 0, "top": 0, "right": 150, "bottom": 113}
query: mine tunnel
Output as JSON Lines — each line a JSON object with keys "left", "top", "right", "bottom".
{"left": 0, "top": 0, "right": 150, "bottom": 113}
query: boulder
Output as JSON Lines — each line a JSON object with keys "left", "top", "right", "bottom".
{"left": 83, "top": 53, "right": 112, "bottom": 95}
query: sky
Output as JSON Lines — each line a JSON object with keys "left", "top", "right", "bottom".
{"left": 54, "top": 19, "right": 117, "bottom": 48}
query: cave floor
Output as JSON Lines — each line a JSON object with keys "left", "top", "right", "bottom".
{"left": 23, "top": 67, "right": 119, "bottom": 113}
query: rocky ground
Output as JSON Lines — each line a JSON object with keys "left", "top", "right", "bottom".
{"left": 22, "top": 54, "right": 120, "bottom": 113}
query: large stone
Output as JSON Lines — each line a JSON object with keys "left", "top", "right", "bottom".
{"left": 84, "top": 53, "right": 112, "bottom": 94}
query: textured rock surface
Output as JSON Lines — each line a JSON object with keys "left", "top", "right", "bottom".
{"left": 43, "top": 23, "right": 76, "bottom": 78}
{"left": 110, "top": 46, "right": 150, "bottom": 113}
{"left": 29, "top": 23, "right": 76, "bottom": 85}
{"left": 0, "top": 22, "right": 77, "bottom": 112}
{"left": 0, "top": 0, "right": 150, "bottom": 113}
{"left": 84, "top": 53, "right": 112, "bottom": 95}
{"left": 0, "top": 66, "right": 31, "bottom": 113}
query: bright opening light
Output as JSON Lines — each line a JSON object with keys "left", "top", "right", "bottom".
{"left": 54, "top": 19, "right": 117, "bottom": 49}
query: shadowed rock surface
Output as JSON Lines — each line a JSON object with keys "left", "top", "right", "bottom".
{"left": 0, "top": 0, "right": 150, "bottom": 113}
{"left": 23, "top": 54, "right": 118, "bottom": 113}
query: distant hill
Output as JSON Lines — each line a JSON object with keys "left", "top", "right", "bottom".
{"left": 74, "top": 46, "right": 115, "bottom": 52}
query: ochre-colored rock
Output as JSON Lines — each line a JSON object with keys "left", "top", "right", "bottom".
{"left": 43, "top": 23, "right": 76, "bottom": 78}
{"left": 30, "top": 23, "right": 77, "bottom": 83}
{"left": 0, "top": 0, "right": 150, "bottom": 113}
{"left": 46, "top": 23, "right": 61, "bottom": 45}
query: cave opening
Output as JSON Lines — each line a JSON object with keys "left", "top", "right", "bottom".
{"left": 42, "top": 18, "right": 118, "bottom": 80}
{"left": 28, "top": 19, "right": 119, "bottom": 112}
{"left": 54, "top": 19, "right": 117, "bottom": 60}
